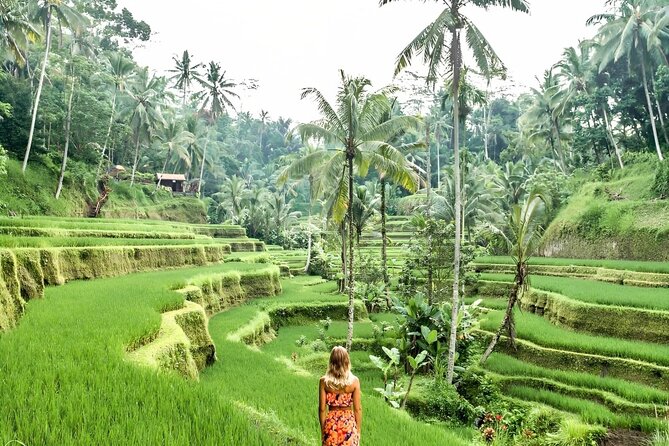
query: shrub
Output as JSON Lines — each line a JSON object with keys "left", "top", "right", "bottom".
{"left": 406, "top": 379, "right": 477, "bottom": 424}
{"left": 544, "top": 419, "right": 607, "bottom": 446}
{"left": 652, "top": 160, "right": 669, "bottom": 199}
{"left": 0, "top": 144, "right": 7, "bottom": 176}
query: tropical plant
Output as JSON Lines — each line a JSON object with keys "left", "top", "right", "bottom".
{"left": 481, "top": 191, "right": 546, "bottom": 363}
{"left": 196, "top": 61, "right": 239, "bottom": 195}
{"left": 0, "top": 0, "right": 39, "bottom": 66}
{"left": 280, "top": 70, "right": 420, "bottom": 350}
{"left": 22, "top": 0, "right": 88, "bottom": 173}
{"left": 591, "top": 0, "right": 668, "bottom": 161}
{"left": 98, "top": 52, "right": 135, "bottom": 176}
{"left": 169, "top": 50, "right": 202, "bottom": 106}
{"left": 123, "top": 68, "right": 165, "bottom": 185}
{"left": 381, "top": 0, "right": 530, "bottom": 384}
{"left": 155, "top": 116, "right": 195, "bottom": 182}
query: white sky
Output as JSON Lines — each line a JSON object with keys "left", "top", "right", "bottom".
{"left": 119, "top": 0, "right": 605, "bottom": 122}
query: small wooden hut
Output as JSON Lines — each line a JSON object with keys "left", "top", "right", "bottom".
{"left": 156, "top": 173, "right": 187, "bottom": 193}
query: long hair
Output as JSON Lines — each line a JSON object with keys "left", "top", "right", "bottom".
{"left": 324, "top": 346, "right": 353, "bottom": 390}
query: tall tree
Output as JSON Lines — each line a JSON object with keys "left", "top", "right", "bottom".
{"left": 591, "top": 0, "right": 668, "bottom": 160}
{"left": 381, "top": 0, "right": 530, "bottom": 384}
{"left": 282, "top": 70, "right": 420, "bottom": 350}
{"left": 0, "top": 0, "right": 39, "bottom": 66}
{"left": 169, "top": 50, "right": 202, "bottom": 106}
{"left": 22, "top": 0, "right": 87, "bottom": 173}
{"left": 480, "top": 192, "right": 546, "bottom": 363}
{"left": 196, "top": 61, "right": 238, "bottom": 196}
{"left": 98, "top": 52, "right": 135, "bottom": 176}
{"left": 55, "top": 30, "right": 95, "bottom": 199}
{"left": 124, "top": 68, "right": 164, "bottom": 185}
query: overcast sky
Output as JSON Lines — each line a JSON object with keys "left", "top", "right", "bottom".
{"left": 119, "top": 0, "right": 606, "bottom": 122}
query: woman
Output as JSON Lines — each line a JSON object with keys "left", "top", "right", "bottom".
{"left": 319, "top": 346, "right": 362, "bottom": 446}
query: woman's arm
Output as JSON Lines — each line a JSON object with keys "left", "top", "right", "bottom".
{"left": 318, "top": 378, "right": 327, "bottom": 433}
{"left": 353, "top": 378, "right": 362, "bottom": 436}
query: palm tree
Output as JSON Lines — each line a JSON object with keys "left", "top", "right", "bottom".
{"left": 520, "top": 69, "right": 569, "bottom": 172}
{"left": 214, "top": 175, "right": 246, "bottom": 223}
{"left": 380, "top": 0, "right": 530, "bottom": 384}
{"left": 282, "top": 70, "right": 420, "bottom": 350}
{"left": 98, "top": 53, "right": 135, "bottom": 177}
{"left": 0, "top": 0, "right": 39, "bottom": 67}
{"left": 123, "top": 69, "right": 165, "bottom": 186}
{"left": 351, "top": 185, "right": 380, "bottom": 244}
{"left": 169, "top": 50, "right": 202, "bottom": 106}
{"left": 480, "top": 192, "right": 546, "bottom": 363}
{"left": 156, "top": 117, "right": 195, "bottom": 184}
{"left": 591, "top": 0, "right": 667, "bottom": 160}
{"left": 196, "top": 61, "right": 239, "bottom": 196}
{"left": 22, "top": 0, "right": 87, "bottom": 173}
{"left": 55, "top": 30, "right": 95, "bottom": 199}
{"left": 555, "top": 43, "right": 624, "bottom": 169}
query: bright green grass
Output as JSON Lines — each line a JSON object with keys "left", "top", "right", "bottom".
{"left": 0, "top": 262, "right": 276, "bottom": 445}
{"left": 480, "top": 310, "right": 669, "bottom": 366}
{"left": 484, "top": 354, "right": 669, "bottom": 405}
{"left": 0, "top": 236, "right": 256, "bottom": 248}
{"left": 505, "top": 386, "right": 659, "bottom": 431}
{"left": 480, "top": 273, "right": 669, "bottom": 311}
{"left": 202, "top": 277, "right": 473, "bottom": 445}
{"left": 476, "top": 256, "right": 669, "bottom": 274}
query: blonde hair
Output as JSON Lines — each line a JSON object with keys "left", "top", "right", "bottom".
{"left": 323, "top": 346, "right": 353, "bottom": 390}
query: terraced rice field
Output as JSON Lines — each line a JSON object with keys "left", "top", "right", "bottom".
{"left": 474, "top": 257, "right": 669, "bottom": 434}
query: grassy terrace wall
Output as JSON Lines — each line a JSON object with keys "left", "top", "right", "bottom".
{"left": 128, "top": 265, "right": 282, "bottom": 379}
{"left": 0, "top": 244, "right": 231, "bottom": 331}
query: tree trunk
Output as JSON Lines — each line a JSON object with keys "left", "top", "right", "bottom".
{"left": 197, "top": 128, "right": 212, "bottom": 196}
{"left": 553, "top": 118, "right": 567, "bottom": 172}
{"left": 483, "top": 83, "right": 491, "bottom": 160}
{"left": 641, "top": 58, "right": 664, "bottom": 161}
{"left": 56, "top": 74, "right": 76, "bottom": 199}
{"left": 130, "top": 136, "right": 141, "bottom": 186}
{"left": 435, "top": 124, "right": 441, "bottom": 190}
{"left": 425, "top": 122, "right": 431, "bottom": 208}
{"left": 346, "top": 154, "right": 355, "bottom": 352}
{"left": 156, "top": 148, "right": 172, "bottom": 190}
{"left": 340, "top": 221, "right": 347, "bottom": 293}
{"left": 98, "top": 91, "right": 117, "bottom": 177}
{"left": 481, "top": 263, "right": 526, "bottom": 363}
{"left": 23, "top": 8, "right": 53, "bottom": 173}
{"left": 447, "top": 25, "right": 462, "bottom": 386}
{"left": 651, "top": 75, "right": 669, "bottom": 147}
{"left": 602, "top": 105, "right": 624, "bottom": 169}
{"left": 381, "top": 177, "right": 390, "bottom": 308}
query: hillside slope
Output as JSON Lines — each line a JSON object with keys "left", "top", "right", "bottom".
{"left": 0, "top": 159, "right": 207, "bottom": 223}
{"left": 541, "top": 162, "right": 669, "bottom": 261}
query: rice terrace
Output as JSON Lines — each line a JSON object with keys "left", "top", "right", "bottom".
{"left": 1, "top": 0, "right": 669, "bottom": 445}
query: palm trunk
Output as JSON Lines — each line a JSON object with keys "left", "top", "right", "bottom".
{"left": 651, "top": 77, "right": 669, "bottom": 147}
{"left": 156, "top": 148, "right": 172, "bottom": 190}
{"left": 481, "top": 263, "right": 525, "bottom": 363}
{"left": 56, "top": 74, "right": 76, "bottom": 199}
{"left": 425, "top": 123, "right": 431, "bottom": 209}
{"left": 340, "top": 221, "right": 347, "bottom": 293}
{"left": 346, "top": 154, "right": 355, "bottom": 352}
{"left": 641, "top": 58, "right": 664, "bottom": 161}
{"left": 435, "top": 127, "right": 441, "bottom": 190}
{"left": 22, "top": 9, "right": 52, "bottom": 173}
{"left": 130, "top": 135, "right": 141, "bottom": 186}
{"left": 447, "top": 24, "right": 462, "bottom": 386}
{"left": 197, "top": 128, "right": 212, "bottom": 196}
{"left": 483, "top": 83, "right": 491, "bottom": 160}
{"left": 602, "top": 105, "right": 624, "bottom": 169}
{"left": 98, "top": 91, "right": 117, "bottom": 177}
{"left": 381, "top": 177, "right": 390, "bottom": 308}
{"left": 553, "top": 119, "right": 567, "bottom": 172}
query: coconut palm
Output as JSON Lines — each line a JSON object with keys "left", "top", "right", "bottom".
{"left": 156, "top": 117, "right": 195, "bottom": 184}
{"left": 195, "top": 61, "right": 239, "bottom": 196}
{"left": 519, "top": 69, "right": 569, "bottom": 172}
{"left": 351, "top": 185, "right": 380, "bottom": 244}
{"left": 555, "top": 43, "right": 624, "bottom": 169}
{"left": 214, "top": 175, "right": 246, "bottom": 223}
{"left": 123, "top": 68, "right": 165, "bottom": 186}
{"left": 0, "top": 0, "right": 39, "bottom": 66}
{"left": 55, "top": 30, "right": 95, "bottom": 199}
{"left": 480, "top": 191, "right": 546, "bottom": 363}
{"left": 169, "top": 50, "right": 202, "bottom": 106}
{"left": 98, "top": 52, "right": 135, "bottom": 177}
{"left": 381, "top": 0, "right": 530, "bottom": 384}
{"left": 280, "top": 70, "right": 420, "bottom": 350}
{"left": 22, "top": 0, "right": 87, "bottom": 173}
{"left": 591, "top": 0, "right": 668, "bottom": 160}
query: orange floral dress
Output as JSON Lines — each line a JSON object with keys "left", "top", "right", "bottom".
{"left": 322, "top": 391, "right": 359, "bottom": 446}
